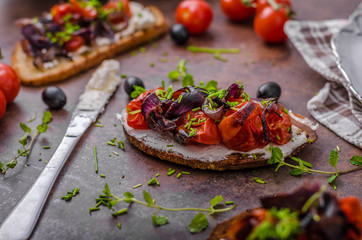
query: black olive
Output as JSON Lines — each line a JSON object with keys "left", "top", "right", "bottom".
{"left": 124, "top": 76, "right": 145, "bottom": 95}
{"left": 42, "top": 86, "right": 67, "bottom": 110}
{"left": 170, "top": 24, "right": 189, "bottom": 45}
{"left": 257, "top": 82, "right": 281, "bottom": 99}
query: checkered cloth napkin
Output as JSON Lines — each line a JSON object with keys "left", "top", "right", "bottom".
{"left": 284, "top": 17, "right": 362, "bottom": 149}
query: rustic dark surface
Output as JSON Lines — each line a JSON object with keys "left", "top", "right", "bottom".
{"left": 0, "top": 0, "right": 361, "bottom": 239}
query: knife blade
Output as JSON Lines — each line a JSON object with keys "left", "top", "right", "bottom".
{"left": 0, "top": 59, "right": 121, "bottom": 240}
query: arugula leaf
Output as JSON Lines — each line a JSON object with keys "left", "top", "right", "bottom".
{"left": 42, "top": 111, "right": 52, "bottom": 124}
{"left": 329, "top": 149, "right": 339, "bottom": 168}
{"left": 37, "top": 123, "right": 48, "bottom": 133}
{"left": 291, "top": 157, "right": 312, "bottom": 168}
{"left": 210, "top": 195, "right": 223, "bottom": 209}
{"left": 204, "top": 80, "right": 218, "bottom": 93}
{"left": 20, "top": 122, "right": 31, "bottom": 133}
{"left": 143, "top": 191, "right": 154, "bottom": 207}
{"left": 349, "top": 156, "right": 362, "bottom": 166}
{"left": 152, "top": 213, "right": 168, "bottom": 226}
{"left": 182, "top": 73, "right": 194, "bottom": 87}
{"left": 103, "top": 183, "right": 111, "bottom": 197}
{"left": 18, "top": 133, "right": 29, "bottom": 147}
{"left": 289, "top": 169, "right": 303, "bottom": 176}
{"left": 189, "top": 212, "right": 208, "bottom": 233}
{"left": 268, "top": 147, "right": 283, "bottom": 165}
{"left": 168, "top": 70, "right": 180, "bottom": 80}
{"left": 123, "top": 192, "right": 134, "bottom": 203}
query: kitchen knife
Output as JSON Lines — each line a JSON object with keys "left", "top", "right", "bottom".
{"left": 0, "top": 59, "right": 121, "bottom": 240}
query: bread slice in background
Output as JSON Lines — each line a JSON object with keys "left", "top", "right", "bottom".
{"left": 12, "top": 6, "right": 168, "bottom": 86}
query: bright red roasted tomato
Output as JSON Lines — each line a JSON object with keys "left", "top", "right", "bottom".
{"left": 218, "top": 101, "right": 266, "bottom": 151}
{"left": 339, "top": 196, "right": 362, "bottom": 240}
{"left": 220, "top": 0, "right": 255, "bottom": 21}
{"left": 126, "top": 89, "right": 156, "bottom": 129}
{"left": 176, "top": 110, "right": 220, "bottom": 145}
{"left": 264, "top": 103, "right": 292, "bottom": 145}
{"left": 51, "top": 3, "right": 73, "bottom": 25}
{"left": 103, "top": 0, "right": 132, "bottom": 24}
{"left": 175, "top": 0, "right": 213, "bottom": 35}
{"left": 64, "top": 36, "right": 84, "bottom": 52}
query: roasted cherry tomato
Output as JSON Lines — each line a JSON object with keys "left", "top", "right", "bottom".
{"left": 220, "top": 0, "right": 255, "bottom": 21}
{"left": 176, "top": 110, "right": 220, "bottom": 145}
{"left": 64, "top": 36, "right": 84, "bottom": 52}
{"left": 254, "top": 5, "right": 289, "bottom": 43}
{"left": 339, "top": 196, "right": 362, "bottom": 240}
{"left": 0, "top": 90, "right": 6, "bottom": 120}
{"left": 175, "top": 0, "right": 213, "bottom": 35}
{"left": 255, "top": 0, "right": 291, "bottom": 14}
{"left": 126, "top": 89, "right": 156, "bottom": 129}
{"left": 51, "top": 3, "right": 73, "bottom": 25}
{"left": 0, "top": 63, "right": 21, "bottom": 104}
{"left": 219, "top": 101, "right": 266, "bottom": 151}
{"left": 264, "top": 103, "right": 291, "bottom": 145}
{"left": 103, "top": 0, "right": 132, "bottom": 24}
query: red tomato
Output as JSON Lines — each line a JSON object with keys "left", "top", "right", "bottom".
{"left": 254, "top": 6, "right": 289, "bottom": 43}
{"left": 176, "top": 110, "right": 220, "bottom": 145}
{"left": 0, "top": 63, "right": 21, "bottom": 104}
{"left": 339, "top": 197, "right": 362, "bottom": 240}
{"left": 64, "top": 36, "right": 84, "bottom": 52}
{"left": 0, "top": 90, "right": 6, "bottom": 120}
{"left": 126, "top": 89, "right": 156, "bottom": 129}
{"left": 255, "top": 0, "right": 291, "bottom": 14}
{"left": 218, "top": 101, "right": 267, "bottom": 151}
{"left": 220, "top": 0, "right": 255, "bottom": 21}
{"left": 264, "top": 103, "right": 292, "bottom": 145}
{"left": 103, "top": 0, "right": 132, "bottom": 21}
{"left": 175, "top": 0, "right": 213, "bottom": 35}
{"left": 51, "top": 3, "right": 73, "bottom": 25}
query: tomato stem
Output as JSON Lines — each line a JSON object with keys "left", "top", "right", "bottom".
{"left": 266, "top": 0, "right": 280, "bottom": 10}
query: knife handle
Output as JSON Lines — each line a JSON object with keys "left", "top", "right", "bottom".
{"left": 0, "top": 115, "right": 92, "bottom": 240}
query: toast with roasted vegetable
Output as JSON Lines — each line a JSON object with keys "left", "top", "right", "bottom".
{"left": 12, "top": 0, "right": 168, "bottom": 86}
{"left": 208, "top": 183, "right": 362, "bottom": 240}
{"left": 118, "top": 83, "right": 318, "bottom": 170}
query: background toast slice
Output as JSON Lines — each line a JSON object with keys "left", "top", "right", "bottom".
{"left": 11, "top": 6, "right": 168, "bottom": 86}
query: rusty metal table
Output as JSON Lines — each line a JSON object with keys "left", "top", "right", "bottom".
{"left": 0, "top": 0, "right": 361, "bottom": 239}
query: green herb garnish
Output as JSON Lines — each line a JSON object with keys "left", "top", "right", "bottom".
{"left": 94, "top": 146, "right": 98, "bottom": 173}
{"left": 61, "top": 188, "right": 80, "bottom": 201}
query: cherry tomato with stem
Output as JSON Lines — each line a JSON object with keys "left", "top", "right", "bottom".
{"left": 0, "top": 63, "right": 21, "bottom": 104}
{"left": 220, "top": 0, "right": 255, "bottom": 21}
{"left": 254, "top": 5, "right": 289, "bottom": 43}
{"left": 255, "top": 0, "right": 291, "bottom": 14}
{"left": 0, "top": 90, "right": 6, "bottom": 120}
{"left": 175, "top": 0, "right": 213, "bottom": 35}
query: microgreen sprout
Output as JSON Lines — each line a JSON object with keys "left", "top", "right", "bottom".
{"left": 0, "top": 111, "right": 52, "bottom": 174}
{"left": 90, "top": 184, "right": 235, "bottom": 233}
{"left": 269, "top": 146, "right": 362, "bottom": 189}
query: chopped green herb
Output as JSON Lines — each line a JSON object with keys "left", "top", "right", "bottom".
{"left": 306, "top": 139, "right": 314, "bottom": 143}
{"left": 150, "top": 62, "right": 155, "bottom": 67}
{"left": 42, "top": 146, "right": 51, "bottom": 149}
{"left": 133, "top": 184, "right": 142, "bottom": 189}
{"left": 148, "top": 177, "right": 160, "bottom": 186}
{"left": 166, "top": 145, "right": 174, "bottom": 147}
{"left": 182, "top": 171, "right": 191, "bottom": 175}
{"left": 94, "top": 146, "right": 98, "bottom": 173}
{"left": 131, "top": 51, "right": 137, "bottom": 56}
{"left": 252, "top": 153, "right": 257, "bottom": 160}
{"left": 276, "top": 135, "right": 281, "bottom": 140}
{"left": 254, "top": 177, "right": 267, "bottom": 184}
{"left": 44, "top": 160, "right": 48, "bottom": 164}
{"left": 167, "top": 168, "right": 175, "bottom": 176}
{"left": 113, "top": 151, "right": 119, "bottom": 156}
{"left": 117, "top": 221, "right": 122, "bottom": 229}
{"left": 94, "top": 124, "right": 104, "bottom": 127}
{"left": 225, "top": 201, "right": 234, "bottom": 205}
{"left": 100, "top": 174, "right": 106, "bottom": 178}
{"left": 61, "top": 188, "right": 80, "bottom": 201}
{"left": 160, "top": 58, "right": 168, "bottom": 63}
{"left": 112, "top": 208, "right": 128, "bottom": 217}
{"left": 139, "top": 47, "right": 146, "bottom": 53}
{"left": 177, "top": 173, "right": 182, "bottom": 179}
{"left": 283, "top": 108, "right": 289, "bottom": 114}
{"left": 89, "top": 207, "right": 100, "bottom": 214}
{"left": 192, "top": 107, "right": 201, "bottom": 112}
{"left": 155, "top": 173, "right": 160, "bottom": 177}
{"left": 107, "top": 142, "right": 116, "bottom": 146}
{"left": 121, "top": 74, "right": 127, "bottom": 78}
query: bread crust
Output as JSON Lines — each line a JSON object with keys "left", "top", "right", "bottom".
{"left": 122, "top": 112, "right": 318, "bottom": 171}
{"left": 11, "top": 6, "right": 168, "bottom": 86}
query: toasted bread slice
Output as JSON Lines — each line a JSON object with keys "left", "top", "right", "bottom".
{"left": 11, "top": 6, "right": 168, "bottom": 86}
{"left": 118, "top": 110, "right": 318, "bottom": 171}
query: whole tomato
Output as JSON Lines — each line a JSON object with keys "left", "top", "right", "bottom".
{"left": 254, "top": 6, "right": 289, "bottom": 43}
{"left": 220, "top": 0, "right": 255, "bottom": 21}
{"left": 0, "top": 63, "right": 21, "bottom": 104}
{"left": 175, "top": 0, "right": 213, "bottom": 35}
{"left": 255, "top": 0, "right": 291, "bottom": 14}
{"left": 0, "top": 90, "right": 6, "bottom": 120}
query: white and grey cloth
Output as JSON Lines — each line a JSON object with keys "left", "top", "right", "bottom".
{"left": 285, "top": 18, "right": 362, "bottom": 149}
